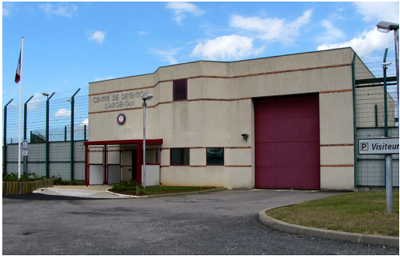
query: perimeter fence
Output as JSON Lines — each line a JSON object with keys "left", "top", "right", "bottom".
{"left": 2, "top": 50, "right": 400, "bottom": 185}
{"left": 3, "top": 87, "right": 89, "bottom": 181}
{"left": 354, "top": 51, "right": 399, "bottom": 187}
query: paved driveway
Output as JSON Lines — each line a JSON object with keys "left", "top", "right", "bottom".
{"left": 3, "top": 189, "right": 398, "bottom": 255}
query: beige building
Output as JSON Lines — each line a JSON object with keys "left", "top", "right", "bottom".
{"left": 85, "top": 47, "right": 370, "bottom": 191}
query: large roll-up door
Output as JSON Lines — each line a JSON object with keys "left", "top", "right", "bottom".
{"left": 255, "top": 94, "right": 320, "bottom": 189}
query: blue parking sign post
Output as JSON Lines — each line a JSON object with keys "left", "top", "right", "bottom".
{"left": 359, "top": 137, "right": 399, "bottom": 213}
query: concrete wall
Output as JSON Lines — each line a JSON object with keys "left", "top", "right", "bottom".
{"left": 88, "top": 48, "right": 359, "bottom": 190}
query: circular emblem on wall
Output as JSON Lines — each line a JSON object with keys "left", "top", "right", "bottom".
{"left": 117, "top": 113, "right": 126, "bottom": 125}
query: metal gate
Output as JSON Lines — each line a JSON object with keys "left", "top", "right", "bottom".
{"left": 254, "top": 94, "right": 320, "bottom": 189}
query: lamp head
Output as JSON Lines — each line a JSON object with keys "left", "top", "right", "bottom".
{"left": 42, "top": 92, "right": 49, "bottom": 97}
{"left": 142, "top": 94, "right": 153, "bottom": 101}
{"left": 377, "top": 21, "right": 399, "bottom": 33}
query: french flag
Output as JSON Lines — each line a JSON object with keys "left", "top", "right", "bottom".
{"left": 15, "top": 51, "right": 21, "bottom": 83}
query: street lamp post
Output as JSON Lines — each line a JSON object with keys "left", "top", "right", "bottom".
{"left": 377, "top": 21, "right": 399, "bottom": 214}
{"left": 142, "top": 94, "right": 153, "bottom": 189}
{"left": 377, "top": 21, "right": 399, "bottom": 109}
{"left": 43, "top": 92, "right": 55, "bottom": 178}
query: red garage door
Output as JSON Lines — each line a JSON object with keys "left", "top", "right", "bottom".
{"left": 254, "top": 94, "right": 320, "bottom": 190}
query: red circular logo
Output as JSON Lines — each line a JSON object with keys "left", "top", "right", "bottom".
{"left": 117, "top": 113, "right": 126, "bottom": 125}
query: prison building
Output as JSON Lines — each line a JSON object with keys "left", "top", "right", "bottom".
{"left": 84, "top": 47, "right": 391, "bottom": 191}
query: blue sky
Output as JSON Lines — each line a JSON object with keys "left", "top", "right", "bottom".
{"left": 2, "top": 1, "right": 399, "bottom": 131}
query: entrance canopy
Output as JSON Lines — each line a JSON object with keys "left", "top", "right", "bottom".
{"left": 84, "top": 139, "right": 163, "bottom": 186}
{"left": 84, "top": 139, "right": 163, "bottom": 146}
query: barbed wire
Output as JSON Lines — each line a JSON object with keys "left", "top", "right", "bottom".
{"left": 3, "top": 51, "right": 399, "bottom": 144}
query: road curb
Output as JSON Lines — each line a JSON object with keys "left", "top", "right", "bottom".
{"left": 106, "top": 187, "right": 227, "bottom": 198}
{"left": 258, "top": 207, "right": 399, "bottom": 248}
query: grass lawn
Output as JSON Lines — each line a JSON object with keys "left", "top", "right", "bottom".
{"left": 267, "top": 192, "right": 399, "bottom": 237}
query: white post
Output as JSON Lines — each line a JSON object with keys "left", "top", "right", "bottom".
{"left": 386, "top": 154, "right": 393, "bottom": 213}
{"left": 17, "top": 37, "right": 24, "bottom": 180}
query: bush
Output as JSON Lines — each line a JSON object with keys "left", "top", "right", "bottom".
{"left": 112, "top": 180, "right": 142, "bottom": 192}
{"left": 3, "top": 172, "right": 46, "bottom": 182}
{"left": 51, "top": 175, "right": 85, "bottom": 185}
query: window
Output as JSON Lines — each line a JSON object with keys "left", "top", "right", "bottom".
{"left": 173, "top": 79, "right": 187, "bottom": 101}
{"left": 171, "top": 148, "right": 190, "bottom": 165}
{"left": 206, "top": 148, "right": 224, "bottom": 166}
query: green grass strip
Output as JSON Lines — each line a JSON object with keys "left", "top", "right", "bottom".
{"left": 267, "top": 192, "right": 399, "bottom": 236}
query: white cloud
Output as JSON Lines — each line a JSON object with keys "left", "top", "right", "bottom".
{"left": 39, "top": 3, "right": 78, "bottom": 18}
{"left": 26, "top": 93, "right": 44, "bottom": 111}
{"left": 316, "top": 20, "right": 345, "bottom": 44}
{"left": 229, "top": 9, "right": 312, "bottom": 45}
{"left": 192, "top": 35, "right": 265, "bottom": 60}
{"left": 354, "top": 2, "right": 399, "bottom": 23}
{"left": 3, "top": 3, "right": 12, "bottom": 17}
{"left": 166, "top": 2, "right": 205, "bottom": 25}
{"left": 87, "top": 31, "right": 106, "bottom": 45}
{"left": 317, "top": 28, "right": 393, "bottom": 57}
{"left": 150, "top": 48, "right": 182, "bottom": 64}
{"left": 94, "top": 76, "right": 116, "bottom": 82}
{"left": 55, "top": 108, "right": 71, "bottom": 117}
{"left": 80, "top": 119, "right": 88, "bottom": 127}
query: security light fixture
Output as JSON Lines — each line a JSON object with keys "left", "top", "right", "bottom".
{"left": 383, "top": 62, "right": 392, "bottom": 69}
{"left": 66, "top": 99, "right": 71, "bottom": 102}
{"left": 42, "top": 92, "right": 49, "bottom": 97}
{"left": 142, "top": 94, "right": 153, "bottom": 101}
{"left": 241, "top": 133, "right": 249, "bottom": 141}
{"left": 377, "top": 21, "right": 399, "bottom": 33}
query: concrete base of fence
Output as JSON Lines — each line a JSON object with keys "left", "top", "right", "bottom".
{"left": 3, "top": 179, "right": 53, "bottom": 195}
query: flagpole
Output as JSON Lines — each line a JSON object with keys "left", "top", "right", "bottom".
{"left": 17, "top": 37, "right": 24, "bottom": 180}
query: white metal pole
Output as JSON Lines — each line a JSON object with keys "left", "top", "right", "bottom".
{"left": 142, "top": 100, "right": 146, "bottom": 189}
{"left": 386, "top": 154, "right": 393, "bottom": 213}
{"left": 17, "top": 37, "right": 24, "bottom": 180}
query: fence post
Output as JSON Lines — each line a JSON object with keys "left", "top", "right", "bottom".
{"left": 3, "top": 99, "right": 13, "bottom": 175}
{"left": 23, "top": 95, "right": 33, "bottom": 174}
{"left": 84, "top": 125, "right": 87, "bottom": 141}
{"left": 68, "top": 88, "right": 81, "bottom": 181}
{"left": 44, "top": 92, "right": 55, "bottom": 178}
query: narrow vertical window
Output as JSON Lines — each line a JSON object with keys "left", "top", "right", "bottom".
{"left": 171, "top": 148, "right": 190, "bottom": 166}
{"left": 206, "top": 148, "right": 224, "bottom": 166}
{"left": 173, "top": 79, "right": 187, "bottom": 101}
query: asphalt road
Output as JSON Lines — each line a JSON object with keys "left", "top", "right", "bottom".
{"left": 3, "top": 189, "right": 399, "bottom": 255}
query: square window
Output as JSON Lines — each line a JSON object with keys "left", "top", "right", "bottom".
{"left": 171, "top": 148, "right": 190, "bottom": 166}
{"left": 206, "top": 148, "right": 224, "bottom": 166}
{"left": 173, "top": 79, "right": 187, "bottom": 101}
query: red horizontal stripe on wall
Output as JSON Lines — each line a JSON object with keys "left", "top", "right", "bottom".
{"left": 320, "top": 165, "right": 354, "bottom": 167}
{"left": 320, "top": 144, "right": 354, "bottom": 147}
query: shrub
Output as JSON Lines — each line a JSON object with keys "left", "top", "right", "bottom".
{"left": 51, "top": 175, "right": 84, "bottom": 185}
{"left": 112, "top": 180, "right": 142, "bottom": 192}
{"left": 3, "top": 172, "right": 46, "bottom": 182}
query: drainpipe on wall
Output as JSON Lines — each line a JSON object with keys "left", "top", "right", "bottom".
{"left": 352, "top": 52, "right": 358, "bottom": 188}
